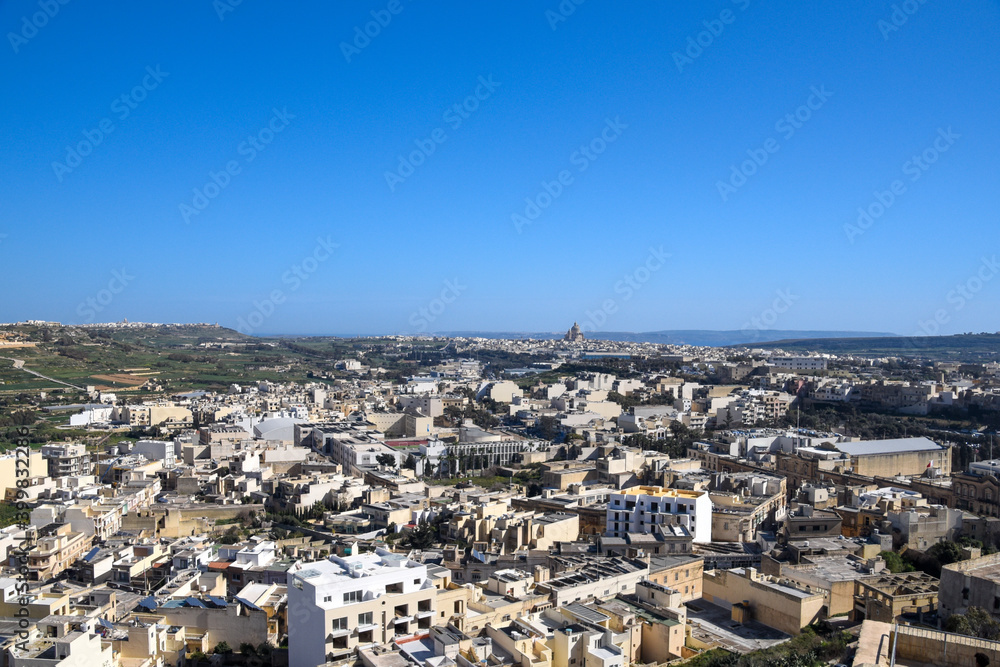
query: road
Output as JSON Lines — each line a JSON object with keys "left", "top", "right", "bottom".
{"left": 0, "top": 356, "right": 87, "bottom": 391}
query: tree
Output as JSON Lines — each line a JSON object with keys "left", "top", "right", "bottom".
{"left": 375, "top": 453, "right": 398, "bottom": 468}
{"left": 217, "top": 526, "right": 242, "bottom": 544}
{"left": 213, "top": 641, "right": 233, "bottom": 654}
{"left": 306, "top": 500, "right": 327, "bottom": 520}
{"left": 403, "top": 453, "right": 417, "bottom": 471}
{"left": 928, "top": 540, "right": 963, "bottom": 565}
{"left": 404, "top": 520, "right": 438, "bottom": 549}
{"left": 880, "top": 551, "right": 914, "bottom": 573}
{"left": 908, "top": 540, "right": 966, "bottom": 577}
{"left": 239, "top": 642, "right": 257, "bottom": 656}
{"left": 946, "top": 606, "right": 1000, "bottom": 640}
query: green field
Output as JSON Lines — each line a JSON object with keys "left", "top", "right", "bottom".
{"left": 0, "top": 324, "right": 463, "bottom": 401}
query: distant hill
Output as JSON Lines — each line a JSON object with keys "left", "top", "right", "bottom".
{"left": 755, "top": 333, "right": 1000, "bottom": 361}
{"left": 435, "top": 330, "right": 897, "bottom": 347}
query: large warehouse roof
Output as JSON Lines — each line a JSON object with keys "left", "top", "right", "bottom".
{"left": 835, "top": 437, "right": 942, "bottom": 457}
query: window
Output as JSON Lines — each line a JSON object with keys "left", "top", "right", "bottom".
{"left": 344, "top": 590, "right": 362, "bottom": 603}
{"left": 359, "top": 612, "right": 373, "bottom": 625}
{"left": 331, "top": 617, "right": 348, "bottom": 631}
{"left": 323, "top": 595, "right": 332, "bottom": 602}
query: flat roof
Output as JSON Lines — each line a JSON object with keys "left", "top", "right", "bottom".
{"left": 835, "top": 437, "right": 943, "bottom": 457}
{"left": 614, "top": 486, "right": 704, "bottom": 499}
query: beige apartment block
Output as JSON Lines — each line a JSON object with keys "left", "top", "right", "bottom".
{"left": 646, "top": 554, "right": 704, "bottom": 603}
{"left": 702, "top": 567, "right": 825, "bottom": 636}
{"left": 26, "top": 524, "right": 91, "bottom": 581}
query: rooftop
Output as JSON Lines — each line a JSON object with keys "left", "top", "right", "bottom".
{"left": 834, "top": 437, "right": 943, "bottom": 457}
{"left": 614, "top": 486, "right": 704, "bottom": 499}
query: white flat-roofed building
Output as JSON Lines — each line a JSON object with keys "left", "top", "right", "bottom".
{"left": 287, "top": 548, "right": 439, "bottom": 667}
{"left": 296, "top": 422, "right": 397, "bottom": 474}
{"left": 235, "top": 540, "right": 276, "bottom": 568}
{"left": 768, "top": 356, "right": 828, "bottom": 371}
{"left": 132, "top": 439, "right": 177, "bottom": 467}
{"left": 606, "top": 486, "right": 712, "bottom": 544}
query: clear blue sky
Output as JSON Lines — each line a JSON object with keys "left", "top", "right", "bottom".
{"left": 2, "top": 1, "right": 998, "bottom": 336}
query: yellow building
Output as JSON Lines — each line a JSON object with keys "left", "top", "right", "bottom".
{"left": 646, "top": 554, "right": 704, "bottom": 603}
{"left": 702, "top": 567, "right": 825, "bottom": 636}
{"left": 26, "top": 524, "right": 91, "bottom": 581}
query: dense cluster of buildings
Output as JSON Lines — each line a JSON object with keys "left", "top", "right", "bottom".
{"left": 3, "top": 330, "right": 1000, "bottom": 667}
